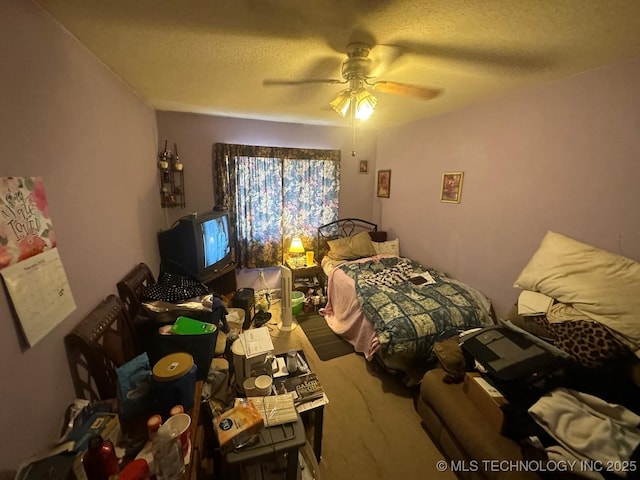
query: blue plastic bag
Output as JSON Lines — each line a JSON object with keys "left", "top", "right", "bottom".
{"left": 116, "top": 352, "right": 153, "bottom": 419}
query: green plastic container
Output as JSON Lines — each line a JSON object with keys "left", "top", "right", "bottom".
{"left": 291, "top": 291, "right": 305, "bottom": 316}
{"left": 170, "top": 316, "right": 217, "bottom": 335}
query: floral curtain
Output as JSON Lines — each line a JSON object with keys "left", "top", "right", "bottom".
{"left": 213, "top": 143, "right": 340, "bottom": 269}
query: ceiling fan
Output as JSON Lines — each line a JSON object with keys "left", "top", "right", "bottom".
{"left": 263, "top": 42, "right": 442, "bottom": 121}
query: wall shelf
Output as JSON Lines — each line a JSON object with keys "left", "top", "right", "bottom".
{"left": 158, "top": 141, "right": 186, "bottom": 209}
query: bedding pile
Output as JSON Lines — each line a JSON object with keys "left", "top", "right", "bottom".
{"left": 528, "top": 387, "right": 640, "bottom": 479}
{"left": 506, "top": 232, "right": 640, "bottom": 479}
{"left": 513, "top": 231, "right": 640, "bottom": 362}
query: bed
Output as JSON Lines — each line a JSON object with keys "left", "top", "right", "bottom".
{"left": 316, "top": 218, "right": 495, "bottom": 384}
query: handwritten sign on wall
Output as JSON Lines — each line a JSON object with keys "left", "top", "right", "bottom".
{"left": 0, "top": 177, "right": 75, "bottom": 347}
{"left": 0, "top": 176, "right": 56, "bottom": 269}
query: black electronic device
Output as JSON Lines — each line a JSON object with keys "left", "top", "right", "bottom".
{"left": 461, "top": 324, "right": 570, "bottom": 402}
{"left": 232, "top": 288, "right": 255, "bottom": 330}
{"left": 157, "top": 210, "right": 234, "bottom": 284}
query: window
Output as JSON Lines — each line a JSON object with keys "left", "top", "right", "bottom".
{"left": 213, "top": 144, "right": 340, "bottom": 268}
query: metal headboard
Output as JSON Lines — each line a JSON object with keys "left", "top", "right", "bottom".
{"left": 316, "top": 218, "right": 378, "bottom": 261}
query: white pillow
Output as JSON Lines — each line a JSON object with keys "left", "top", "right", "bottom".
{"left": 514, "top": 231, "right": 640, "bottom": 353}
{"left": 373, "top": 238, "right": 400, "bottom": 256}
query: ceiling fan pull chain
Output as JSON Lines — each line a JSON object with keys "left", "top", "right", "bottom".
{"left": 351, "top": 101, "right": 357, "bottom": 157}
{"left": 352, "top": 125, "right": 357, "bottom": 157}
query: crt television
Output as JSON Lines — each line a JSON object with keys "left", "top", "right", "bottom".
{"left": 157, "top": 211, "right": 234, "bottom": 283}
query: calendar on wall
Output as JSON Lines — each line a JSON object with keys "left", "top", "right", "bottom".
{"left": 0, "top": 176, "right": 76, "bottom": 347}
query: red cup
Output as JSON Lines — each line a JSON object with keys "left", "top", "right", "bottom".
{"left": 164, "top": 412, "right": 191, "bottom": 455}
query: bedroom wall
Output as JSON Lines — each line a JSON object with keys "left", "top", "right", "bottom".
{"left": 0, "top": 1, "right": 162, "bottom": 470}
{"left": 376, "top": 56, "right": 640, "bottom": 319}
{"left": 155, "top": 112, "right": 378, "bottom": 228}
{"left": 155, "top": 112, "right": 378, "bottom": 290}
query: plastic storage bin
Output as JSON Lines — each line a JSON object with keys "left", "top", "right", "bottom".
{"left": 291, "top": 291, "right": 305, "bottom": 316}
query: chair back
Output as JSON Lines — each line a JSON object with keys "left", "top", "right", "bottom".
{"left": 116, "top": 263, "right": 156, "bottom": 322}
{"left": 64, "top": 295, "right": 136, "bottom": 401}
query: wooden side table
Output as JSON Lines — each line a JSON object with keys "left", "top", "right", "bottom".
{"left": 288, "top": 262, "right": 325, "bottom": 293}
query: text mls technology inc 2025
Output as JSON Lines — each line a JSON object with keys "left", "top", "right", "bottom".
{"left": 436, "top": 459, "right": 637, "bottom": 475}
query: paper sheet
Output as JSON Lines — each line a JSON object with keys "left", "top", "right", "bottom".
{"left": 1, "top": 247, "right": 76, "bottom": 346}
{"left": 239, "top": 326, "right": 274, "bottom": 358}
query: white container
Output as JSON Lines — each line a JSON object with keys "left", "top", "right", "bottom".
{"left": 243, "top": 377, "right": 257, "bottom": 396}
{"left": 254, "top": 375, "right": 273, "bottom": 396}
{"left": 231, "top": 338, "right": 270, "bottom": 390}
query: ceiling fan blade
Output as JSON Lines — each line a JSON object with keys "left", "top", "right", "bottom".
{"left": 371, "top": 81, "right": 442, "bottom": 100}
{"left": 263, "top": 78, "right": 345, "bottom": 87}
{"left": 392, "top": 40, "right": 552, "bottom": 72}
{"left": 368, "top": 44, "right": 405, "bottom": 78}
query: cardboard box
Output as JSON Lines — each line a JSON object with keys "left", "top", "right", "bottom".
{"left": 463, "top": 373, "right": 508, "bottom": 433}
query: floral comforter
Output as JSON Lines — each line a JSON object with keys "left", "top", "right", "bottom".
{"left": 338, "top": 256, "right": 494, "bottom": 362}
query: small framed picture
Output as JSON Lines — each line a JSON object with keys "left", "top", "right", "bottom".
{"left": 377, "top": 170, "right": 391, "bottom": 198}
{"left": 441, "top": 172, "right": 464, "bottom": 203}
{"left": 358, "top": 160, "right": 368, "bottom": 174}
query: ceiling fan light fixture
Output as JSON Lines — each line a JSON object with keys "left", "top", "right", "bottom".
{"left": 329, "top": 90, "right": 352, "bottom": 117}
{"left": 353, "top": 88, "right": 377, "bottom": 120}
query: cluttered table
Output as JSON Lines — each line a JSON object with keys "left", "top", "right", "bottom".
{"left": 214, "top": 336, "right": 328, "bottom": 480}
{"left": 272, "top": 350, "right": 327, "bottom": 462}
{"left": 16, "top": 379, "right": 205, "bottom": 480}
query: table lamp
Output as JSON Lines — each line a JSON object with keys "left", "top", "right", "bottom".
{"left": 289, "top": 237, "right": 305, "bottom": 268}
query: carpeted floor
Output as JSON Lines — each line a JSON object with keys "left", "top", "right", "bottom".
{"left": 296, "top": 311, "right": 355, "bottom": 361}
{"left": 265, "top": 303, "right": 456, "bottom": 480}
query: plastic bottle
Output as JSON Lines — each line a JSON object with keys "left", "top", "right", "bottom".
{"left": 152, "top": 422, "right": 185, "bottom": 480}
{"left": 82, "top": 435, "right": 119, "bottom": 480}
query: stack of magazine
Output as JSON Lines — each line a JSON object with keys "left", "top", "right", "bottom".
{"left": 274, "top": 372, "right": 324, "bottom": 404}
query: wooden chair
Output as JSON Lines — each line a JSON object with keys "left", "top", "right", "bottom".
{"left": 64, "top": 295, "right": 137, "bottom": 402}
{"left": 117, "top": 263, "right": 157, "bottom": 354}
{"left": 116, "top": 262, "right": 156, "bottom": 324}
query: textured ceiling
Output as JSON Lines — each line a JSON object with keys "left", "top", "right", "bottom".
{"left": 34, "top": 0, "right": 640, "bottom": 129}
